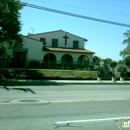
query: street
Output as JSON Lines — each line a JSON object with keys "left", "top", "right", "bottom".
{"left": 0, "top": 84, "right": 130, "bottom": 130}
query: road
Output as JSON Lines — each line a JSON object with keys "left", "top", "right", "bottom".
{"left": 0, "top": 84, "right": 130, "bottom": 130}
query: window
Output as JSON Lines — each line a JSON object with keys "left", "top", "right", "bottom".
{"left": 52, "top": 39, "right": 58, "bottom": 47}
{"left": 40, "top": 38, "right": 45, "bottom": 42}
{"left": 73, "top": 41, "right": 79, "bottom": 49}
{"left": 40, "top": 38, "right": 46, "bottom": 45}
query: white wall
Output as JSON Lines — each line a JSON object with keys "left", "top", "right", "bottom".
{"left": 27, "top": 30, "right": 86, "bottom": 49}
{"left": 43, "top": 51, "right": 93, "bottom": 64}
{"left": 23, "top": 36, "right": 43, "bottom": 62}
{"left": 3, "top": 35, "right": 93, "bottom": 68}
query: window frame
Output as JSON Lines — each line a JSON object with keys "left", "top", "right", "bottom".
{"left": 52, "top": 39, "right": 58, "bottom": 47}
{"left": 40, "top": 38, "right": 46, "bottom": 45}
{"left": 73, "top": 41, "right": 79, "bottom": 49}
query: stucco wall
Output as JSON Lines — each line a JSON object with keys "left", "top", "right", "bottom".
{"left": 43, "top": 51, "right": 93, "bottom": 65}
{"left": 27, "top": 30, "right": 86, "bottom": 49}
{"left": 23, "top": 36, "right": 93, "bottom": 65}
{"left": 23, "top": 36, "right": 43, "bottom": 62}
{"left": 3, "top": 35, "right": 93, "bottom": 68}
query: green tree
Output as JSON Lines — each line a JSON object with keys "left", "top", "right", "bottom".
{"left": 117, "top": 66, "right": 127, "bottom": 72}
{"left": 105, "top": 58, "right": 112, "bottom": 64}
{"left": 119, "top": 60, "right": 122, "bottom": 63}
{"left": 0, "top": 0, "right": 23, "bottom": 79}
{"left": 0, "top": 0, "right": 23, "bottom": 57}
{"left": 110, "top": 61, "right": 117, "bottom": 76}
{"left": 124, "top": 56, "right": 130, "bottom": 68}
{"left": 120, "top": 30, "right": 130, "bottom": 58}
{"left": 93, "top": 56, "right": 100, "bottom": 65}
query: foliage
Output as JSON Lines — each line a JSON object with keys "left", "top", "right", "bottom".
{"left": 109, "top": 61, "right": 117, "bottom": 77}
{"left": 110, "top": 61, "right": 117, "bottom": 68}
{"left": 0, "top": 69, "right": 121, "bottom": 80}
{"left": 124, "top": 56, "right": 130, "bottom": 67}
{"left": 120, "top": 30, "right": 130, "bottom": 58}
{"left": 118, "top": 60, "right": 122, "bottom": 63}
{"left": 105, "top": 58, "right": 112, "bottom": 64}
{"left": 93, "top": 56, "right": 100, "bottom": 65}
{"left": 105, "top": 64, "right": 110, "bottom": 72}
{"left": 117, "top": 66, "right": 127, "bottom": 72}
{"left": 0, "top": 46, "right": 6, "bottom": 57}
{"left": 0, "top": 0, "right": 23, "bottom": 79}
{"left": 0, "top": 0, "right": 23, "bottom": 57}
{"left": 29, "top": 61, "right": 41, "bottom": 68}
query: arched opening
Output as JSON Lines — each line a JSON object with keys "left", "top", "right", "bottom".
{"left": 43, "top": 53, "right": 56, "bottom": 68}
{"left": 78, "top": 55, "right": 89, "bottom": 69}
{"left": 61, "top": 54, "right": 73, "bottom": 69}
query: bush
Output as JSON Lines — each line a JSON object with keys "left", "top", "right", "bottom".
{"left": 29, "top": 61, "right": 40, "bottom": 68}
{"left": 118, "top": 66, "right": 127, "bottom": 72}
{"left": 124, "top": 56, "right": 130, "bottom": 68}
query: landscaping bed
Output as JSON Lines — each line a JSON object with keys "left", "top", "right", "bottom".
{"left": 0, "top": 68, "right": 120, "bottom": 80}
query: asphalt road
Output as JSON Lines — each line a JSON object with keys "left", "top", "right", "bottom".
{"left": 0, "top": 84, "right": 130, "bottom": 130}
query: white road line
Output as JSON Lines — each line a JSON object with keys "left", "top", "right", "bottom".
{"left": 56, "top": 117, "right": 130, "bottom": 124}
{"left": 0, "top": 102, "right": 10, "bottom": 105}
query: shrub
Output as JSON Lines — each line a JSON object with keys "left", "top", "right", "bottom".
{"left": 118, "top": 66, "right": 127, "bottom": 72}
{"left": 29, "top": 61, "right": 40, "bottom": 68}
{"left": 124, "top": 56, "right": 130, "bottom": 68}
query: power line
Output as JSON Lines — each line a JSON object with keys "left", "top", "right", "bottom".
{"left": 29, "top": 0, "right": 130, "bottom": 17}
{"left": 94, "top": 0, "right": 130, "bottom": 9}
{"left": 5, "top": 0, "right": 130, "bottom": 27}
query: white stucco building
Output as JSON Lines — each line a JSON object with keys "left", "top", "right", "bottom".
{"left": 6, "top": 30, "right": 95, "bottom": 69}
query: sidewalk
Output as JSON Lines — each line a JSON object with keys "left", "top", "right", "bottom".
{"left": 0, "top": 79, "right": 130, "bottom": 85}
{"left": 48, "top": 80, "right": 130, "bottom": 84}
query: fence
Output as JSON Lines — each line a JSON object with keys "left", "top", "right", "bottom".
{"left": 0, "top": 59, "right": 94, "bottom": 70}
{"left": 42, "top": 61, "right": 94, "bottom": 70}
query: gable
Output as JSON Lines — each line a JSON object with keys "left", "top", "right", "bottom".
{"left": 26, "top": 30, "right": 90, "bottom": 49}
{"left": 27, "top": 30, "right": 87, "bottom": 41}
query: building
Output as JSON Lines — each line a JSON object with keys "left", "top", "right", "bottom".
{"left": 4, "top": 30, "right": 95, "bottom": 69}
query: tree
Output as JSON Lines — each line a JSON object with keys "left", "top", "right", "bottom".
{"left": 118, "top": 66, "right": 127, "bottom": 72}
{"left": 110, "top": 61, "right": 117, "bottom": 76}
{"left": 110, "top": 61, "right": 117, "bottom": 69}
{"left": 124, "top": 56, "right": 130, "bottom": 68}
{"left": 93, "top": 56, "right": 100, "bottom": 65}
{"left": 119, "top": 60, "right": 122, "bottom": 63}
{"left": 105, "top": 58, "right": 112, "bottom": 64}
{"left": 120, "top": 30, "right": 130, "bottom": 58}
{"left": 0, "top": 0, "right": 23, "bottom": 79}
{"left": 0, "top": 0, "right": 23, "bottom": 58}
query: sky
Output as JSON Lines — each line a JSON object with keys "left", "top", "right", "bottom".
{"left": 20, "top": 0, "right": 130, "bottom": 61}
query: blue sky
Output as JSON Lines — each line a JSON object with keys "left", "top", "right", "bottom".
{"left": 20, "top": 0, "right": 130, "bottom": 61}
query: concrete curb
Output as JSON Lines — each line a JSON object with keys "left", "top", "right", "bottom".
{"left": 0, "top": 79, "right": 130, "bottom": 85}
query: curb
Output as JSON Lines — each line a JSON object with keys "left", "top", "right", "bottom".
{"left": 0, "top": 79, "right": 130, "bottom": 86}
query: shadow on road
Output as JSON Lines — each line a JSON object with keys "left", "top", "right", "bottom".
{"left": 1, "top": 86, "right": 36, "bottom": 94}
{"left": 53, "top": 123, "right": 83, "bottom": 129}
{"left": 0, "top": 80, "right": 63, "bottom": 86}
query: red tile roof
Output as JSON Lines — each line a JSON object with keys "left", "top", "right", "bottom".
{"left": 43, "top": 47, "right": 95, "bottom": 54}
